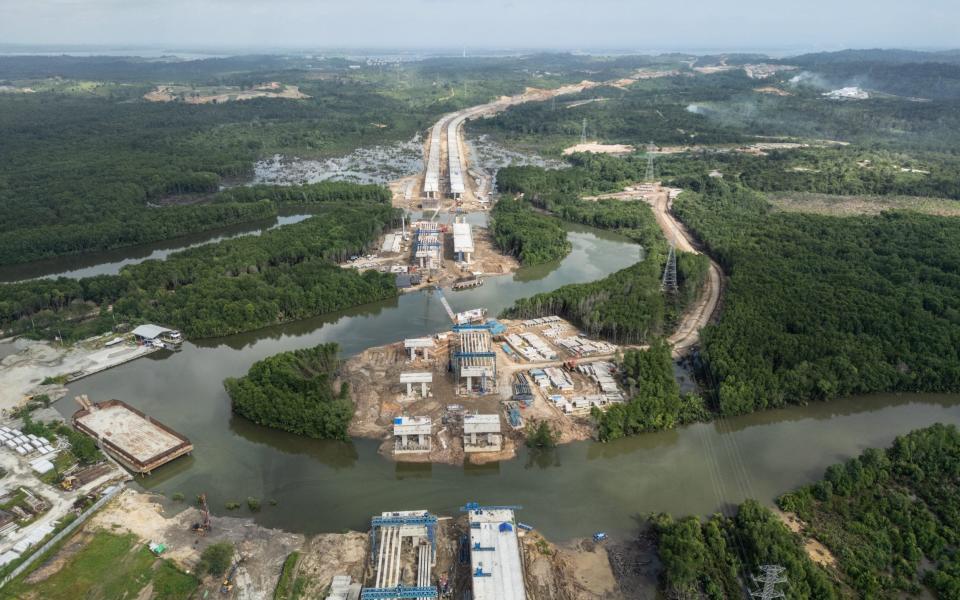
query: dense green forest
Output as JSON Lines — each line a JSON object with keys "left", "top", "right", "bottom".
{"left": 489, "top": 197, "right": 571, "bottom": 265}
{"left": 673, "top": 178, "right": 960, "bottom": 415}
{"left": 471, "top": 50, "right": 960, "bottom": 155}
{"left": 225, "top": 343, "right": 352, "bottom": 440}
{"left": 0, "top": 201, "right": 277, "bottom": 265}
{"left": 0, "top": 186, "right": 399, "bottom": 340}
{"left": 593, "top": 341, "right": 706, "bottom": 440}
{"left": 497, "top": 160, "right": 709, "bottom": 343}
{"left": 652, "top": 500, "right": 838, "bottom": 599}
{"left": 0, "top": 52, "right": 682, "bottom": 266}
{"left": 778, "top": 424, "right": 960, "bottom": 598}
{"left": 653, "top": 424, "right": 960, "bottom": 598}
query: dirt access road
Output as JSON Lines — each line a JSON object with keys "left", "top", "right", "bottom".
{"left": 585, "top": 184, "right": 723, "bottom": 357}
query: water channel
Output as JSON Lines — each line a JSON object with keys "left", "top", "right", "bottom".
{"left": 27, "top": 216, "right": 959, "bottom": 542}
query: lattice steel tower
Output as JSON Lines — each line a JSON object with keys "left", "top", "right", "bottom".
{"left": 645, "top": 141, "right": 656, "bottom": 181}
{"left": 661, "top": 241, "right": 678, "bottom": 294}
{"left": 580, "top": 118, "right": 587, "bottom": 144}
{"left": 751, "top": 565, "right": 787, "bottom": 600}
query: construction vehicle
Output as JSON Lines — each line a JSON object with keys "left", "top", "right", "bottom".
{"left": 191, "top": 493, "right": 211, "bottom": 535}
{"left": 563, "top": 358, "right": 578, "bottom": 372}
{"left": 220, "top": 559, "right": 242, "bottom": 594}
{"left": 59, "top": 475, "right": 79, "bottom": 491}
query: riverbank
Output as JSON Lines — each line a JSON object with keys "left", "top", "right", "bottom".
{"left": 22, "top": 487, "right": 624, "bottom": 599}
{"left": 0, "top": 335, "right": 160, "bottom": 414}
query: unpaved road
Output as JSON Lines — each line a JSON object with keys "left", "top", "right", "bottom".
{"left": 651, "top": 191, "right": 723, "bottom": 356}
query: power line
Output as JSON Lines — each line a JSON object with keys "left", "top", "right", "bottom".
{"left": 751, "top": 565, "right": 787, "bottom": 600}
{"left": 645, "top": 141, "right": 656, "bottom": 181}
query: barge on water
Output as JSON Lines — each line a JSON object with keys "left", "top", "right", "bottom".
{"left": 72, "top": 396, "right": 193, "bottom": 475}
{"left": 452, "top": 277, "right": 483, "bottom": 291}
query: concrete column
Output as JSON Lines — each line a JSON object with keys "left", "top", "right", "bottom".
{"left": 409, "top": 348, "right": 415, "bottom": 360}
{"left": 424, "top": 348, "right": 429, "bottom": 360}
{"left": 421, "top": 382, "right": 428, "bottom": 397}
{"left": 466, "top": 376, "right": 472, "bottom": 392}
{"left": 406, "top": 382, "right": 412, "bottom": 396}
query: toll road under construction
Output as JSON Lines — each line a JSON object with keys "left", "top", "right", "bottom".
{"left": 421, "top": 108, "right": 472, "bottom": 202}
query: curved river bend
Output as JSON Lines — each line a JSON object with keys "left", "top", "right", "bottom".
{"left": 37, "top": 220, "right": 960, "bottom": 541}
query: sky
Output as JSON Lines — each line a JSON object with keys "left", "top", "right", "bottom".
{"left": 2, "top": 0, "right": 957, "bottom": 53}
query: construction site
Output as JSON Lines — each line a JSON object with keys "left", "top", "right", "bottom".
{"left": 71, "top": 396, "right": 194, "bottom": 475}
{"left": 43, "top": 488, "right": 625, "bottom": 599}
{"left": 345, "top": 309, "right": 627, "bottom": 464}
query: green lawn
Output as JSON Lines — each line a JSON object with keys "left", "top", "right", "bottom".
{"left": 1, "top": 531, "right": 198, "bottom": 600}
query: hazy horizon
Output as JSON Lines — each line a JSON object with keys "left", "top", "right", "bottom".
{"left": 3, "top": 0, "right": 958, "bottom": 53}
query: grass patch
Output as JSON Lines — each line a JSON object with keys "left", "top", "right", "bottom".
{"left": 0, "top": 531, "right": 198, "bottom": 600}
{"left": 273, "top": 551, "right": 300, "bottom": 600}
{"left": 767, "top": 191, "right": 960, "bottom": 217}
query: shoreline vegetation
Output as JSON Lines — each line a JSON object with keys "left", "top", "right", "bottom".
{"left": 0, "top": 182, "right": 400, "bottom": 341}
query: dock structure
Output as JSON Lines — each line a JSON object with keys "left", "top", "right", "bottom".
{"left": 464, "top": 505, "right": 526, "bottom": 599}
{"left": 463, "top": 414, "right": 502, "bottom": 453}
{"left": 453, "top": 329, "right": 497, "bottom": 394}
{"left": 424, "top": 122, "right": 442, "bottom": 199}
{"left": 393, "top": 416, "right": 432, "bottom": 454}
{"left": 368, "top": 511, "right": 438, "bottom": 599}
{"left": 403, "top": 338, "right": 434, "bottom": 361}
{"left": 72, "top": 397, "right": 193, "bottom": 475}
{"left": 399, "top": 372, "right": 432, "bottom": 398}
{"left": 413, "top": 221, "right": 442, "bottom": 270}
{"left": 452, "top": 221, "right": 474, "bottom": 263}
{"left": 131, "top": 324, "right": 182, "bottom": 349}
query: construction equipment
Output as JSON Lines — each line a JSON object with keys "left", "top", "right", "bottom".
{"left": 563, "top": 358, "right": 578, "bottom": 371}
{"left": 59, "top": 476, "right": 79, "bottom": 491}
{"left": 191, "top": 493, "right": 211, "bottom": 535}
{"left": 220, "top": 559, "right": 241, "bottom": 594}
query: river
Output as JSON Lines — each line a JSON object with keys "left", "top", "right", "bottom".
{"left": 0, "top": 212, "right": 313, "bottom": 283}
{"left": 42, "top": 219, "right": 960, "bottom": 542}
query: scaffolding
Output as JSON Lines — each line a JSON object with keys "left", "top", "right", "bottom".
{"left": 453, "top": 329, "right": 497, "bottom": 394}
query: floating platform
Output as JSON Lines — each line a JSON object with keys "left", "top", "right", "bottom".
{"left": 72, "top": 398, "right": 193, "bottom": 475}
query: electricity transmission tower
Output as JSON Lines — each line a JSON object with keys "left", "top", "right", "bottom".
{"left": 661, "top": 241, "right": 678, "bottom": 294}
{"left": 645, "top": 141, "right": 656, "bottom": 181}
{"left": 751, "top": 565, "right": 787, "bottom": 600}
{"left": 580, "top": 118, "right": 587, "bottom": 144}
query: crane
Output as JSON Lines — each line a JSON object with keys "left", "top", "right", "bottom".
{"left": 191, "top": 493, "right": 211, "bottom": 535}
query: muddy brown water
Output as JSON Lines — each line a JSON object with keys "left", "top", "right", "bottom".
{"left": 44, "top": 221, "right": 960, "bottom": 541}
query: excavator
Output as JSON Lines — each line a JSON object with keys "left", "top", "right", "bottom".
{"left": 220, "top": 558, "right": 242, "bottom": 594}
{"left": 191, "top": 493, "right": 211, "bottom": 535}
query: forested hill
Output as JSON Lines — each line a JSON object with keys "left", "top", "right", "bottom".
{"left": 673, "top": 178, "right": 960, "bottom": 415}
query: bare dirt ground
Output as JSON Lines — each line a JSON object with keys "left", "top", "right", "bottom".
{"left": 344, "top": 338, "right": 519, "bottom": 465}
{"left": 767, "top": 191, "right": 960, "bottom": 217}
{"left": 144, "top": 83, "right": 309, "bottom": 104}
{"left": 0, "top": 335, "right": 157, "bottom": 413}
{"left": 775, "top": 509, "right": 838, "bottom": 570}
{"left": 90, "top": 489, "right": 304, "bottom": 599}
{"left": 754, "top": 86, "right": 792, "bottom": 96}
{"left": 294, "top": 532, "right": 368, "bottom": 598}
{"left": 344, "top": 316, "right": 621, "bottom": 465}
{"left": 521, "top": 533, "right": 622, "bottom": 600}
{"left": 562, "top": 142, "right": 636, "bottom": 156}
